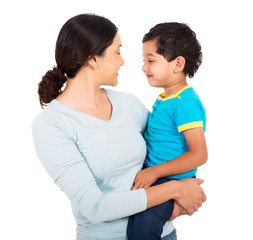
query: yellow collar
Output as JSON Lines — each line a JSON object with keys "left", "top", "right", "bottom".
{"left": 158, "top": 85, "right": 192, "bottom": 101}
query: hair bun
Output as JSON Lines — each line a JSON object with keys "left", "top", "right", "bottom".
{"left": 52, "top": 66, "right": 66, "bottom": 86}
{"left": 38, "top": 66, "right": 67, "bottom": 108}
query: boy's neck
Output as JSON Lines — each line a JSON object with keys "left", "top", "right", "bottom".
{"left": 164, "top": 79, "right": 188, "bottom": 98}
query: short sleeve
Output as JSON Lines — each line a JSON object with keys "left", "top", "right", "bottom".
{"left": 174, "top": 97, "right": 204, "bottom": 133}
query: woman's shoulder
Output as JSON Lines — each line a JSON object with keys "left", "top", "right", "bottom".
{"left": 32, "top": 100, "right": 72, "bottom": 134}
{"left": 32, "top": 110, "right": 56, "bottom": 139}
{"left": 32, "top": 102, "right": 77, "bottom": 143}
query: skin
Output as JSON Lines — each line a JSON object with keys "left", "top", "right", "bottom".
{"left": 169, "top": 201, "right": 187, "bottom": 221}
{"left": 56, "top": 33, "right": 206, "bottom": 216}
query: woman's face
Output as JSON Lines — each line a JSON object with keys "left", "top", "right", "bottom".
{"left": 98, "top": 32, "right": 125, "bottom": 86}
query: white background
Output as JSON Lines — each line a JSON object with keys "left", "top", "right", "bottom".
{"left": 1, "top": 0, "right": 252, "bottom": 239}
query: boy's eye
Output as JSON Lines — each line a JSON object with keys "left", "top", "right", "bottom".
{"left": 143, "top": 59, "right": 154, "bottom": 63}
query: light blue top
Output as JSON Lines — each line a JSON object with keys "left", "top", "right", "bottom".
{"left": 32, "top": 89, "right": 173, "bottom": 240}
{"left": 144, "top": 86, "right": 206, "bottom": 179}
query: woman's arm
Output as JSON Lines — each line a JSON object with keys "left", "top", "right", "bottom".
{"left": 32, "top": 114, "right": 147, "bottom": 224}
{"left": 145, "top": 178, "right": 206, "bottom": 215}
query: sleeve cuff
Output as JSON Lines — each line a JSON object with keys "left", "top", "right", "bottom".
{"left": 177, "top": 121, "right": 203, "bottom": 133}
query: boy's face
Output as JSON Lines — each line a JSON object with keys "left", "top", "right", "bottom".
{"left": 142, "top": 40, "right": 177, "bottom": 88}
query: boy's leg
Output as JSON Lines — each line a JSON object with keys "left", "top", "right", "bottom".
{"left": 127, "top": 178, "right": 174, "bottom": 240}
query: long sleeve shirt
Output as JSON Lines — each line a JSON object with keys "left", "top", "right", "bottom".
{"left": 32, "top": 89, "right": 152, "bottom": 239}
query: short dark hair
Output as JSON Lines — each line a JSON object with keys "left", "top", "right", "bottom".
{"left": 38, "top": 14, "right": 118, "bottom": 108}
{"left": 143, "top": 22, "right": 202, "bottom": 78}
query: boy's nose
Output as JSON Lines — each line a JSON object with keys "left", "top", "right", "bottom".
{"left": 142, "top": 63, "right": 147, "bottom": 73}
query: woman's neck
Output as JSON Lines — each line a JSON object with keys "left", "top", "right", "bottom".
{"left": 56, "top": 70, "right": 104, "bottom": 109}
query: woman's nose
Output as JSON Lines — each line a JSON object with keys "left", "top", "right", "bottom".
{"left": 120, "top": 56, "right": 125, "bottom": 66}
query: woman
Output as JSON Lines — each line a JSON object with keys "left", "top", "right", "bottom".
{"left": 32, "top": 14, "right": 206, "bottom": 240}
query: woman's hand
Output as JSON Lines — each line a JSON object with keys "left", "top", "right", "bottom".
{"left": 144, "top": 177, "right": 206, "bottom": 210}
{"left": 132, "top": 167, "right": 158, "bottom": 190}
{"left": 173, "top": 178, "right": 206, "bottom": 216}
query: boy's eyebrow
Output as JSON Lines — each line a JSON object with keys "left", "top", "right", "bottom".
{"left": 143, "top": 53, "right": 155, "bottom": 57}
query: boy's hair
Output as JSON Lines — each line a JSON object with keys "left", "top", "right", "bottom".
{"left": 143, "top": 22, "right": 202, "bottom": 78}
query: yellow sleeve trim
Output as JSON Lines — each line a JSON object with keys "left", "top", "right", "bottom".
{"left": 178, "top": 121, "right": 203, "bottom": 133}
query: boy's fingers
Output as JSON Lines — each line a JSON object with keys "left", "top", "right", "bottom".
{"left": 132, "top": 181, "right": 142, "bottom": 190}
{"left": 131, "top": 182, "right": 138, "bottom": 190}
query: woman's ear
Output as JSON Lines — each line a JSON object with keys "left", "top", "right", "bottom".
{"left": 175, "top": 56, "right": 185, "bottom": 73}
{"left": 87, "top": 56, "right": 99, "bottom": 69}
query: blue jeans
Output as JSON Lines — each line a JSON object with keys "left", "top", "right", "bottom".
{"left": 161, "top": 229, "right": 177, "bottom": 240}
{"left": 127, "top": 177, "right": 174, "bottom": 240}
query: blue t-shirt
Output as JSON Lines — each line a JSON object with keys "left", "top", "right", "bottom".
{"left": 144, "top": 86, "right": 206, "bottom": 179}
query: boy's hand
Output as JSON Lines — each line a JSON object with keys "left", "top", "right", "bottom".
{"left": 131, "top": 167, "right": 158, "bottom": 190}
{"left": 169, "top": 201, "right": 187, "bottom": 221}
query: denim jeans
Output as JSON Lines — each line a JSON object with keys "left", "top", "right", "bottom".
{"left": 127, "top": 177, "right": 174, "bottom": 240}
{"left": 161, "top": 229, "right": 177, "bottom": 240}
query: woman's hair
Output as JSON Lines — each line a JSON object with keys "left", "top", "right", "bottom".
{"left": 143, "top": 22, "right": 202, "bottom": 78}
{"left": 38, "top": 14, "right": 118, "bottom": 108}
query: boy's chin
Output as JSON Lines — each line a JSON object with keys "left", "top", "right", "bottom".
{"left": 148, "top": 81, "right": 161, "bottom": 88}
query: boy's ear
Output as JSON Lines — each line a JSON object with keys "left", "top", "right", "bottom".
{"left": 175, "top": 56, "right": 185, "bottom": 73}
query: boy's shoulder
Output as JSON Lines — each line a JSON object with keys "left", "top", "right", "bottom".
{"left": 178, "top": 86, "right": 202, "bottom": 102}
{"left": 180, "top": 86, "right": 196, "bottom": 96}
{"left": 171, "top": 87, "right": 205, "bottom": 114}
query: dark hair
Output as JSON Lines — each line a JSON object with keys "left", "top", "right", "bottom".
{"left": 143, "top": 22, "right": 202, "bottom": 78}
{"left": 38, "top": 14, "right": 118, "bottom": 108}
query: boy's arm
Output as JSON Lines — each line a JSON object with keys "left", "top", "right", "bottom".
{"left": 132, "top": 127, "right": 207, "bottom": 190}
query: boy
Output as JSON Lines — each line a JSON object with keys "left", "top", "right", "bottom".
{"left": 127, "top": 23, "right": 207, "bottom": 240}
